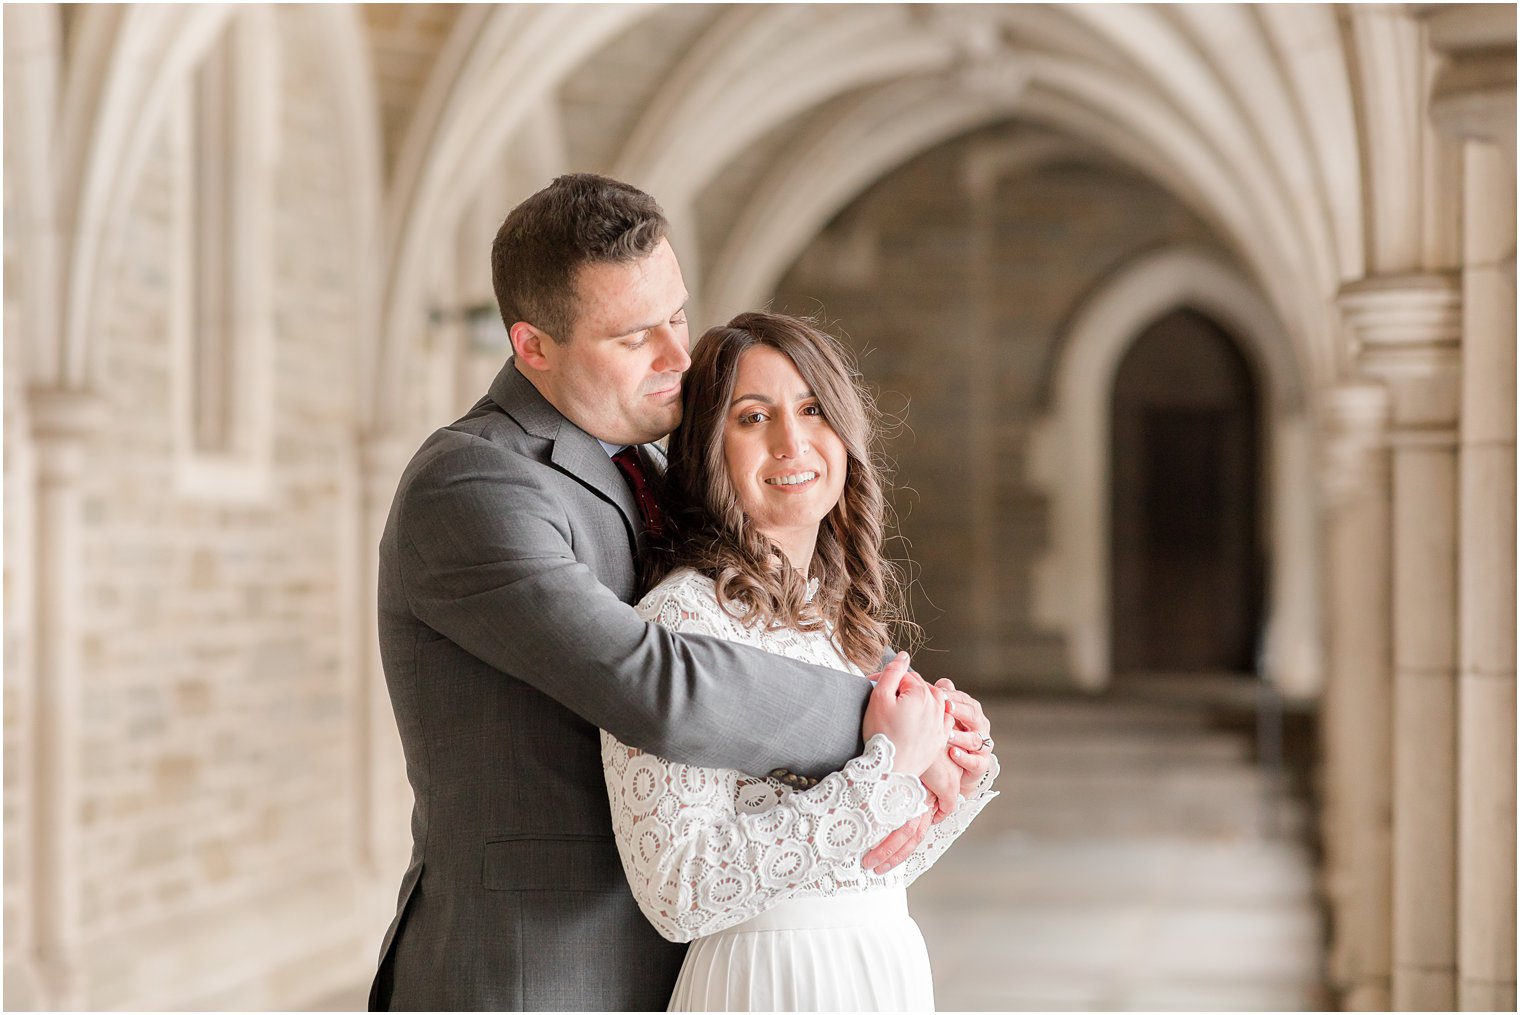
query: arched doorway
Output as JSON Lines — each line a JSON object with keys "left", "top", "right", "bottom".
{"left": 1109, "top": 308, "right": 1264, "bottom": 674}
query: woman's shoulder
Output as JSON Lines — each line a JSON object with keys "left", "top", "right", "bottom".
{"left": 642, "top": 566, "right": 716, "bottom": 601}
{"left": 635, "top": 567, "right": 718, "bottom": 620}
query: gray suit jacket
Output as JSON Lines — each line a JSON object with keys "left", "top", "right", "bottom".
{"left": 370, "top": 362, "right": 873, "bottom": 1011}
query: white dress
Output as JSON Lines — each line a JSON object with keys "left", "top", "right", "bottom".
{"left": 602, "top": 568, "right": 1000, "bottom": 1012}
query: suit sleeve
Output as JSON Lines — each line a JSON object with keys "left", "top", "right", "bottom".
{"left": 393, "top": 438, "right": 871, "bottom": 778}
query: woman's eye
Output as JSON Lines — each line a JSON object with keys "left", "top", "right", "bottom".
{"left": 737, "top": 409, "right": 768, "bottom": 425}
{"left": 801, "top": 403, "right": 824, "bottom": 417}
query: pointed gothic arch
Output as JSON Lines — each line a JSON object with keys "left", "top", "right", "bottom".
{"left": 1028, "top": 246, "right": 1321, "bottom": 695}
{"left": 54, "top": 6, "right": 234, "bottom": 392}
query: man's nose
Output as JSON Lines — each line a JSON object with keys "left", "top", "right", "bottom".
{"left": 652, "top": 325, "right": 691, "bottom": 373}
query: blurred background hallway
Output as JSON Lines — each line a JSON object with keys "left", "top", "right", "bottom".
{"left": 915, "top": 684, "right": 1324, "bottom": 1011}
{"left": 5, "top": 4, "right": 1514, "bottom": 1010}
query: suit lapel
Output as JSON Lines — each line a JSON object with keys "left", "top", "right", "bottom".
{"left": 489, "top": 361, "right": 643, "bottom": 547}
{"left": 550, "top": 430, "right": 642, "bottom": 541}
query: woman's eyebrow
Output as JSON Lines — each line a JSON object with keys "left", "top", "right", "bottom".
{"left": 728, "top": 390, "right": 815, "bottom": 408}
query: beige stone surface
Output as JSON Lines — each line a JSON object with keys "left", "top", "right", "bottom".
{"left": 1457, "top": 674, "right": 1517, "bottom": 988}
{"left": 1391, "top": 669, "right": 1459, "bottom": 1006}
{"left": 1389, "top": 450, "right": 1460, "bottom": 670}
{"left": 1461, "top": 446, "right": 1519, "bottom": 670}
{"left": 1318, "top": 383, "right": 1394, "bottom": 1011}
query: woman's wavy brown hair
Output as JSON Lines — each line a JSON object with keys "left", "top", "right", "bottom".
{"left": 646, "top": 311, "right": 919, "bottom": 671}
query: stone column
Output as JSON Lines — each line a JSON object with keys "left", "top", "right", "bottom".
{"left": 1318, "top": 384, "right": 1394, "bottom": 1011}
{"left": 1421, "top": 6, "right": 1518, "bottom": 1009}
{"left": 1340, "top": 273, "right": 1463, "bottom": 1010}
{"left": 26, "top": 387, "right": 104, "bottom": 1012}
{"left": 1454, "top": 140, "right": 1517, "bottom": 1015}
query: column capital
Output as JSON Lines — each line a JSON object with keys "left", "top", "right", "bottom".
{"left": 1417, "top": 4, "right": 1517, "bottom": 149}
{"left": 1340, "top": 273, "right": 1461, "bottom": 372}
{"left": 1340, "top": 274, "right": 1462, "bottom": 428}
{"left": 26, "top": 386, "right": 104, "bottom": 444}
{"left": 26, "top": 387, "right": 105, "bottom": 488}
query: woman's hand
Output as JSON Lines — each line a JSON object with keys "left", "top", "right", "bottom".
{"left": 936, "top": 677, "right": 995, "bottom": 798}
{"left": 863, "top": 653, "right": 951, "bottom": 775}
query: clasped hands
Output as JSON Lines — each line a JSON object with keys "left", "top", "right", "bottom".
{"left": 860, "top": 652, "right": 994, "bottom": 875}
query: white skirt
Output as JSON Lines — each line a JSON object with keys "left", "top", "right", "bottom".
{"left": 668, "top": 887, "right": 935, "bottom": 1012}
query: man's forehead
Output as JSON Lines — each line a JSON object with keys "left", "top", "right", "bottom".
{"left": 572, "top": 250, "right": 686, "bottom": 335}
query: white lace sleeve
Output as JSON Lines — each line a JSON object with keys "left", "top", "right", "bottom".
{"left": 602, "top": 571, "right": 927, "bottom": 942}
{"left": 900, "top": 754, "right": 1000, "bottom": 886}
{"left": 602, "top": 731, "right": 927, "bottom": 942}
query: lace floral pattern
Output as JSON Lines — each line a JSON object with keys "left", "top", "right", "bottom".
{"left": 602, "top": 569, "right": 1000, "bottom": 943}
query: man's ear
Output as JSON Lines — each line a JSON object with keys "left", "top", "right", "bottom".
{"left": 510, "top": 322, "right": 553, "bottom": 370}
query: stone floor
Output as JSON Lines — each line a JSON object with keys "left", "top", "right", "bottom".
{"left": 314, "top": 674, "right": 1330, "bottom": 1012}
{"left": 911, "top": 674, "right": 1329, "bottom": 1012}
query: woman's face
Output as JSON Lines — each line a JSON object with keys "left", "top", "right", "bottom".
{"left": 722, "top": 345, "right": 848, "bottom": 570}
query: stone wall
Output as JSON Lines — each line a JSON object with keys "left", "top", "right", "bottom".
{"left": 6, "top": 11, "right": 379, "bottom": 1008}
{"left": 774, "top": 124, "right": 1231, "bottom": 691}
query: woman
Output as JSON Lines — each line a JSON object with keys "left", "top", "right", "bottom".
{"left": 601, "top": 312, "right": 999, "bottom": 1011}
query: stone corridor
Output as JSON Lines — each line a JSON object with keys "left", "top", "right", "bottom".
{"left": 913, "top": 679, "right": 1327, "bottom": 1011}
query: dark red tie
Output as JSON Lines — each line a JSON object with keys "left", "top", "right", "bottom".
{"left": 612, "top": 447, "right": 664, "bottom": 538}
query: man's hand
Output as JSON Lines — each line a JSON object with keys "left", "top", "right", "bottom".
{"left": 859, "top": 738, "right": 964, "bottom": 874}
{"left": 937, "top": 678, "right": 994, "bottom": 798}
{"left": 861, "top": 812, "right": 931, "bottom": 874}
{"left": 921, "top": 749, "right": 961, "bottom": 822}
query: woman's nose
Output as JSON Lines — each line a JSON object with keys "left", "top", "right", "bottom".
{"left": 773, "top": 415, "right": 808, "bottom": 457}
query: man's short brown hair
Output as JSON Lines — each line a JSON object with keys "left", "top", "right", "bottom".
{"left": 491, "top": 174, "right": 668, "bottom": 344}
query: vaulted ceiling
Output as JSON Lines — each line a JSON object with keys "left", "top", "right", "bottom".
{"left": 18, "top": 4, "right": 1452, "bottom": 429}
{"left": 361, "top": 4, "right": 463, "bottom": 172}
{"left": 355, "top": 3, "right": 1383, "bottom": 422}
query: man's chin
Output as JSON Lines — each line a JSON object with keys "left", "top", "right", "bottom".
{"left": 636, "top": 407, "right": 681, "bottom": 444}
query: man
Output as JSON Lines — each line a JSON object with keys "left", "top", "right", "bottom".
{"left": 370, "top": 174, "right": 991, "bottom": 1011}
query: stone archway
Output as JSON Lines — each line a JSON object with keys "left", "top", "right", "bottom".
{"left": 1108, "top": 308, "right": 1265, "bottom": 674}
{"left": 1028, "top": 246, "right": 1319, "bottom": 695}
